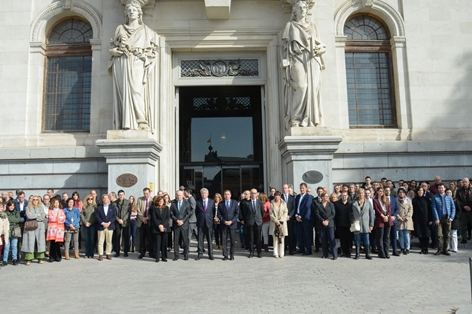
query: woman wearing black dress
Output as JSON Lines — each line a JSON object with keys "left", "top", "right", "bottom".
{"left": 150, "top": 196, "right": 171, "bottom": 262}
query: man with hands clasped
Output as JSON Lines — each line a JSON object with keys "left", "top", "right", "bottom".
{"left": 96, "top": 194, "right": 117, "bottom": 261}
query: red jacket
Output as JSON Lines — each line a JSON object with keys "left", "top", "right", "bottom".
{"left": 373, "top": 198, "right": 393, "bottom": 228}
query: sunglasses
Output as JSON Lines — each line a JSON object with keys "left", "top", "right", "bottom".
{"left": 88, "top": 198, "right": 94, "bottom": 200}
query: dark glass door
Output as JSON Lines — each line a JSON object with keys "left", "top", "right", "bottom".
{"left": 179, "top": 86, "right": 264, "bottom": 198}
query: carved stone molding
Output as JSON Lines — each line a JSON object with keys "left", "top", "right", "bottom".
{"left": 181, "top": 59, "right": 259, "bottom": 78}
{"left": 334, "top": 0, "right": 405, "bottom": 37}
{"left": 31, "top": 0, "right": 103, "bottom": 42}
{"left": 204, "top": 0, "right": 231, "bottom": 20}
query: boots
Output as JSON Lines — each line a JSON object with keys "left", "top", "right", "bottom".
{"left": 354, "top": 245, "right": 360, "bottom": 260}
{"left": 365, "top": 246, "right": 372, "bottom": 260}
{"left": 65, "top": 251, "right": 70, "bottom": 260}
{"left": 74, "top": 250, "right": 80, "bottom": 259}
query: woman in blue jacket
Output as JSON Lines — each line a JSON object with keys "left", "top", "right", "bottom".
{"left": 64, "top": 198, "right": 81, "bottom": 260}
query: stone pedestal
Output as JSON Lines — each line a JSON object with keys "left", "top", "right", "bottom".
{"left": 96, "top": 130, "right": 162, "bottom": 198}
{"left": 278, "top": 135, "right": 342, "bottom": 190}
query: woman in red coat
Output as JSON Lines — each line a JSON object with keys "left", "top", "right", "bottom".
{"left": 373, "top": 187, "right": 393, "bottom": 259}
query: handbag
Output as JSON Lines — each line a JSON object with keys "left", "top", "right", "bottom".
{"left": 11, "top": 226, "right": 22, "bottom": 238}
{"left": 24, "top": 219, "right": 39, "bottom": 231}
{"left": 350, "top": 220, "right": 361, "bottom": 232}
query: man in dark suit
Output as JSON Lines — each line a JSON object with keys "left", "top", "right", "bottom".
{"left": 170, "top": 190, "right": 193, "bottom": 261}
{"left": 457, "top": 178, "right": 472, "bottom": 244}
{"left": 217, "top": 190, "right": 239, "bottom": 260}
{"left": 195, "top": 188, "right": 215, "bottom": 260}
{"left": 96, "top": 194, "right": 117, "bottom": 261}
{"left": 240, "top": 188, "right": 264, "bottom": 258}
{"left": 113, "top": 189, "right": 131, "bottom": 257}
{"left": 282, "top": 184, "right": 296, "bottom": 255}
{"left": 14, "top": 191, "right": 28, "bottom": 223}
{"left": 295, "top": 183, "right": 313, "bottom": 255}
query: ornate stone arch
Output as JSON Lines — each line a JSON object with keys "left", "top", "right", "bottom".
{"left": 334, "top": 0, "right": 405, "bottom": 37}
{"left": 30, "top": 0, "right": 102, "bottom": 43}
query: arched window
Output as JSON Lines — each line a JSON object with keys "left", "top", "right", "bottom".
{"left": 44, "top": 18, "right": 92, "bottom": 132}
{"left": 344, "top": 15, "right": 396, "bottom": 127}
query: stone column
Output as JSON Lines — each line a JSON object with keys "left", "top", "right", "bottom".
{"left": 96, "top": 130, "right": 162, "bottom": 197}
{"left": 279, "top": 130, "right": 342, "bottom": 190}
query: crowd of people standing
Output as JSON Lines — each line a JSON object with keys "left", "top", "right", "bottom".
{"left": 0, "top": 174, "right": 469, "bottom": 267}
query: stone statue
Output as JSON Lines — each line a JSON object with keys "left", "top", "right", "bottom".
{"left": 109, "top": 0, "right": 158, "bottom": 132}
{"left": 281, "top": 0, "right": 326, "bottom": 129}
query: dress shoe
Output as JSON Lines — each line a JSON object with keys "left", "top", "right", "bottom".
{"left": 106, "top": 255, "right": 112, "bottom": 260}
{"left": 98, "top": 256, "right": 103, "bottom": 261}
{"left": 393, "top": 251, "right": 400, "bottom": 256}
{"left": 124, "top": 253, "right": 128, "bottom": 257}
{"left": 443, "top": 251, "right": 451, "bottom": 256}
{"left": 434, "top": 250, "right": 442, "bottom": 255}
{"left": 115, "top": 253, "right": 120, "bottom": 258}
{"left": 209, "top": 256, "right": 214, "bottom": 260}
{"left": 195, "top": 256, "right": 201, "bottom": 261}
{"left": 248, "top": 253, "right": 253, "bottom": 258}
{"left": 48, "top": 258, "right": 54, "bottom": 263}
{"left": 332, "top": 256, "right": 337, "bottom": 260}
{"left": 314, "top": 248, "right": 320, "bottom": 253}
{"left": 162, "top": 259, "right": 167, "bottom": 262}
{"left": 184, "top": 257, "right": 188, "bottom": 260}
{"left": 155, "top": 259, "right": 159, "bottom": 263}
{"left": 138, "top": 254, "right": 144, "bottom": 259}
{"left": 302, "top": 252, "right": 312, "bottom": 256}
{"left": 230, "top": 256, "right": 234, "bottom": 260}
{"left": 257, "top": 253, "right": 263, "bottom": 258}
{"left": 289, "top": 251, "right": 295, "bottom": 255}
{"left": 12, "top": 259, "right": 18, "bottom": 266}
{"left": 173, "top": 257, "right": 179, "bottom": 261}
{"left": 223, "top": 256, "right": 228, "bottom": 261}
{"left": 55, "top": 258, "right": 61, "bottom": 262}
{"left": 295, "top": 250, "right": 304, "bottom": 254}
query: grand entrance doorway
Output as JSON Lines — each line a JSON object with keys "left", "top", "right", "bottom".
{"left": 179, "top": 86, "right": 264, "bottom": 198}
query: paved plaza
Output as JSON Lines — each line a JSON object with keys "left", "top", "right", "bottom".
{"left": 2, "top": 239, "right": 471, "bottom": 314}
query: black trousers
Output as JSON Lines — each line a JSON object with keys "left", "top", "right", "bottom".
{"left": 112, "top": 225, "right": 131, "bottom": 254}
{"left": 419, "top": 237, "right": 429, "bottom": 252}
{"left": 337, "top": 226, "right": 352, "bottom": 255}
{"left": 222, "top": 227, "right": 236, "bottom": 258}
{"left": 49, "top": 240, "right": 62, "bottom": 261}
{"left": 139, "top": 223, "right": 154, "bottom": 257}
{"left": 154, "top": 232, "right": 168, "bottom": 261}
{"left": 247, "top": 224, "right": 262, "bottom": 254}
{"left": 286, "top": 218, "right": 297, "bottom": 253}
{"left": 197, "top": 225, "right": 213, "bottom": 257}
{"left": 375, "top": 225, "right": 391, "bottom": 257}
{"left": 314, "top": 225, "right": 321, "bottom": 250}
{"left": 174, "top": 227, "right": 189, "bottom": 258}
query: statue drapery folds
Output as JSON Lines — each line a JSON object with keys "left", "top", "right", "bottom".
{"left": 282, "top": 0, "right": 326, "bottom": 129}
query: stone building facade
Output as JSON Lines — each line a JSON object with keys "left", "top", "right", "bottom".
{"left": 1, "top": 0, "right": 471, "bottom": 197}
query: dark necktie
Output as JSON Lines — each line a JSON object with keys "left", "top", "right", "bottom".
{"left": 204, "top": 200, "right": 207, "bottom": 212}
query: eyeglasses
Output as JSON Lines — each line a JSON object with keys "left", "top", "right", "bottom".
{"left": 33, "top": 199, "right": 39, "bottom": 201}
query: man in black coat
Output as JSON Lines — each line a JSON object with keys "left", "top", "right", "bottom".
{"left": 240, "top": 188, "right": 264, "bottom": 258}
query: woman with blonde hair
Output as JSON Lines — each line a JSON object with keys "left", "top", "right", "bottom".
{"left": 129, "top": 195, "right": 138, "bottom": 252}
{"left": 81, "top": 194, "right": 97, "bottom": 259}
{"left": 22, "top": 196, "right": 47, "bottom": 265}
{"left": 329, "top": 193, "right": 338, "bottom": 203}
{"left": 269, "top": 191, "right": 288, "bottom": 258}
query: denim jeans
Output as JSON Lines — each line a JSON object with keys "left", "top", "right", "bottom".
{"left": 354, "top": 233, "right": 370, "bottom": 246}
{"left": 130, "top": 219, "right": 137, "bottom": 246}
{"left": 3, "top": 237, "right": 18, "bottom": 261}
{"left": 398, "top": 229, "right": 410, "bottom": 250}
